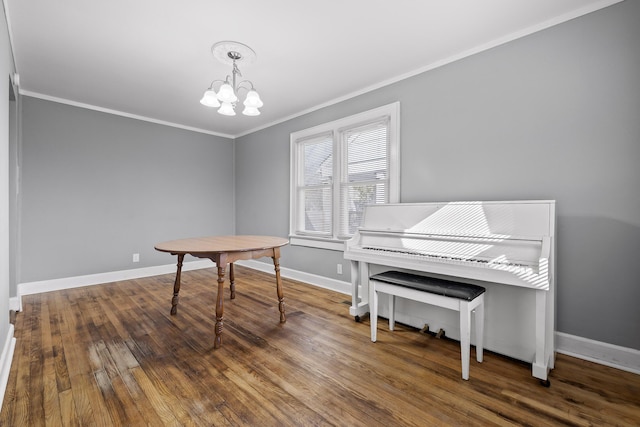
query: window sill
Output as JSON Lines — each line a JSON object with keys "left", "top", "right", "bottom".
{"left": 289, "top": 235, "right": 347, "bottom": 251}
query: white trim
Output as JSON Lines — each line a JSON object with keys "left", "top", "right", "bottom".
{"left": 15, "top": 258, "right": 352, "bottom": 302}
{"left": 0, "top": 324, "right": 16, "bottom": 410}
{"left": 13, "top": 261, "right": 640, "bottom": 375}
{"left": 235, "top": 259, "right": 351, "bottom": 295}
{"left": 19, "top": 90, "right": 235, "bottom": 139}
{"left": 288, "top": 235, "right": 345, "bottom": 251}
{"left": 556, "top": 331, "right": 640, "bottom": 375}
{"left": 235, "top": 0, "right": 623, "bottom": 138}
{"left": 289, "top": 102, "right": 400, "bottom": 248}
{"left": 9, "top": 296, "right": 20, "bottom": 313}
{"left": 18, "top": 260, "right": 212, "bottom": 298}
{"left": 2, "top": 0, "right": 18, "bottom": 73}
{"left": 11, "top": 1, "right": 622, "bottom": 141}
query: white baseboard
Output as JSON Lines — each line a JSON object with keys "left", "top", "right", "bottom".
{"left": 9, "top": 296, "right": 20, "bottom": 313}
{"left": 12, "top": 262, "right": 638, "bottom": 376}
{"left": 235, "top": 259, "right": 352, "bottom": 295}
{"left": 555, "top": 332, "right": 640, "bottom": 375}
{"left": 0, "top": 324, "right": 16, "bottom": 410}
{"left": 17, "top": 260, "right": 212, "bottom": 300}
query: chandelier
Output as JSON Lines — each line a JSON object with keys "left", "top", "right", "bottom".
{"left": 200, "top": 41, "right": 263, "bottom": 116}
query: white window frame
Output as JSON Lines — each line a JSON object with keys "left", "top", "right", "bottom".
{"left": 289, "top": 102, "right": 400, "bottom": 251}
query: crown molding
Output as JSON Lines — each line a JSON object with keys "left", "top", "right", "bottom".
{"left": 19, "top": 90, "right": 235, "bottom": 139}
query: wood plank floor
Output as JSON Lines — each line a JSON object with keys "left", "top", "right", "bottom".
{"left": 2, "top": 266, "right": 639, "bottom": 426}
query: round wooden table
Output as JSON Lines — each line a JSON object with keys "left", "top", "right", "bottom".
{"left": 155, "top": 235, "right": 289, "bottom": 348}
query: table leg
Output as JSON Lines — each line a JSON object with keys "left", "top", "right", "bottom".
{"left": 229, "top": 262, "right": 236, "bottom": 300}
{"left": 272, "top": 255, "right": 286, "bottom": 323}
{"left": 170, "top": 254, "right": 185, "bottom": 315}
{"left": 214, "top": 264, "right": 226, "bottom": 348}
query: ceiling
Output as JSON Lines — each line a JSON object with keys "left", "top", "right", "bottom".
{"left": 5, "top": 0, "right": 621, "bottom": 138}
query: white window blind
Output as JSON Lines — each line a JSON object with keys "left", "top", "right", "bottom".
{"left": 339, "top": 119, "right": 389, "bottom": 237}
{"left": 297, "top": 132, "right": 333, "bottom": 236}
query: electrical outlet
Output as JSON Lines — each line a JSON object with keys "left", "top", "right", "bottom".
{"left": 337, "top": 263, "right": 343, "bottom": 275}
{"left": 133, "top": 253, "right": 140, "bottom": 263}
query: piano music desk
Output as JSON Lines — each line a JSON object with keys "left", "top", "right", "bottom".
{"left": 370, "top": 271, "right": 485, "bottom": 380}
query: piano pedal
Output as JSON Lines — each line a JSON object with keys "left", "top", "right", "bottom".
{"left": 419, "top": 324, "right": 430, "bottom": 334}
{"left": 435, "top": 328, "right": 445, "bottom": 339}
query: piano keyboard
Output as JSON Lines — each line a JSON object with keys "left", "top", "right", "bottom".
{"left": 362, "top": 246, "right": 529, "bottom": 267}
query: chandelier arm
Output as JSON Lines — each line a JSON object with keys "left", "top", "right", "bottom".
{"left": 236, "top": 80, "right": 256, "bottom": 93}
{"left": 207, "top": 79, "right": 226, "bottom": 90}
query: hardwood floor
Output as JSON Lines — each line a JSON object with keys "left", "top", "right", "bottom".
{"left": 2, "top": 266, "right": 639, "bottom": 426}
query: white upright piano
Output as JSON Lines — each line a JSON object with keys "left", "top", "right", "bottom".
{"left": 344, "top": 200, "right": 556, "bottom": 383}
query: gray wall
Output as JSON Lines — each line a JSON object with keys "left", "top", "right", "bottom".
{"left": 19, "top": 97, "right": 235, "bottom": 284}
{"left": 235, "top": 1, "right": 640, "bottom": 350}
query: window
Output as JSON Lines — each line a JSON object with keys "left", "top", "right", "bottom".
{"left": 290, "top": 102, "right": 400, "bottom": 250}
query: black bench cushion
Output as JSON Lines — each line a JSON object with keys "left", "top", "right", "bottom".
{"left": 370, "top": 271, "right": 486, "bottom": 301}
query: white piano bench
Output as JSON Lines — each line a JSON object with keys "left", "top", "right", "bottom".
{"left": 369, "top": 271, "right": 486, "bottom": 381}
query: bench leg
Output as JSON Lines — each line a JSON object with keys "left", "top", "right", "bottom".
{"left": 475, "top": 296, "right": 484, "bottom": 363}
{"left": 370, "top": 282, "right": 378, "bottom": 342}
{"left": 460, "top": 301, "right": 471, "bottom": 380}
{"left": 389, "top": 295, "right": 396, "bottom": 331}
